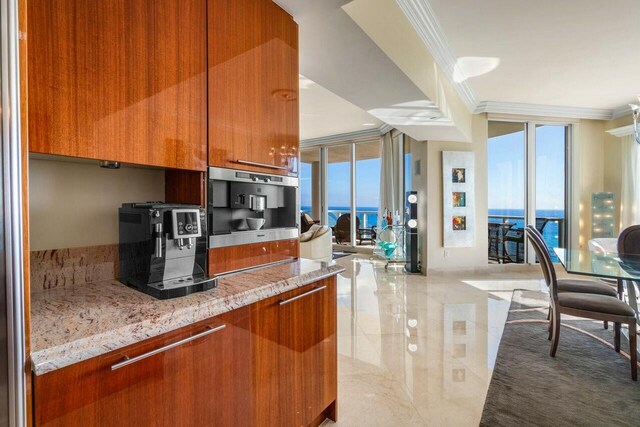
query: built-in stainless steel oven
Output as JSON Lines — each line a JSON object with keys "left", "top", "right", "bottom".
{"left": 207, "top": 167, "right": 299, "bottom": 249}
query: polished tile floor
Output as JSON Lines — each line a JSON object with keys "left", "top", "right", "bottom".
{"left": 326, "top": 255, "right": 548, "bottom": 426}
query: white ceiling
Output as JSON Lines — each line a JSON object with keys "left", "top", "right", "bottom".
{"left": 283, "top": 0, "right": 640, "bottom": 143}
{"left": 277, "top": 0, "right": 470, "bottom": 142}
{"left": 299, "top": 75, "right": 383, "bottom": 140}
{"left": 428, "top": 0, "right": 640, "bottom": 110}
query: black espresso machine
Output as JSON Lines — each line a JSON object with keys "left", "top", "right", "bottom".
{"left": 119, "top": 202, "right": 216, "bottom": 299}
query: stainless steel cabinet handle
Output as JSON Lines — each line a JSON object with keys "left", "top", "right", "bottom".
{"left": 279, "top": 285, "right": 327, "bottom": 306}
{"left": 110, "top": 324, "right": 226, "bottom": 371}
{"left": 236, "top": 159, "right": 289, "bottom": 171}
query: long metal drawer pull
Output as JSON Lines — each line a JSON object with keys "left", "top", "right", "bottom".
{"left": 236, "top": 159, "right": 289, "bottom": 170}
{"left": 279, "top": 285, "right": 327, "bottom": 306}
{"left": 110, "top": 324, "right": 226, "bottom": 371}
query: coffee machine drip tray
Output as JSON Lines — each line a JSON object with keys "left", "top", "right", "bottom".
{"left": 144, "top": 274, "right": 217, "bottom": 300}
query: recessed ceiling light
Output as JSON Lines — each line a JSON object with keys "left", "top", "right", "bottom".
{"left": 362, "top": 123, "right": 376, "bottom": 126}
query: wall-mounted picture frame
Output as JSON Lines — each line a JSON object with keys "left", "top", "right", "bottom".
{"left": 443, "top": 151, "right": 475, "bottom": 247}
{"left": 452, "top": 216, "right": 466, "bottom": 230}
{"left": 452, "top": 192, "right": 466, "bottom": 207}
{"left": 452, "top": 168, "right": 466, "bottom": 183}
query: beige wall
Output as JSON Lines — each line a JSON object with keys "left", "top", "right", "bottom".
{"left": 603, "top": 115, "right": 634, "bottom": 234}
{"left": 570, "top": 120, "right": 606, "bottom": 249}
{"left": 569, "top": 116, "right": 633, "bottom": 247}
{"left": 29, "top": 157, "right": 165, "bottom": 251}
{"left": 419, "top": 114, "right": 489, "bottom": 271}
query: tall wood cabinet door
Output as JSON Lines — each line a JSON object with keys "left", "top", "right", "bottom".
{"left": 27, "top": 0, "right": 208, "bottom": 171}
{"left": 252, "top": 277, "right": 337, "bottom": 426}
{"left": 208, "top": 0, "right": 299, "bottom": 176}
{"left": 33, "top": 308, "right": 251, "bottom": 427}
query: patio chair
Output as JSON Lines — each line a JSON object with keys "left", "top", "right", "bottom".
{"left": 526, "top": 225, "right": 637, "bottom": 381}
{"left": 334, "top": 214, "right": 360, "bottom": 245}
{"left": 300, "top": 213, "right": 319, "bottom": 233}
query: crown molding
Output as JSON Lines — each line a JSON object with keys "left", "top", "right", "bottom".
{"left": 612, "top": 104, "right": 633, "bottom": 120}
{"left": 395, "top": 0, "right": 477, "bottom": 113}
{"left": 300, "top": 124, "right": 392, "bottom": 147}
{"left": 606, "top": 124, "right": 634, "bottom": 137}
{"left": 475, "top": 101, "right": 614, "bottom": 120}
{"left": 378, "top": 123, "right": 394, "bottom": 134}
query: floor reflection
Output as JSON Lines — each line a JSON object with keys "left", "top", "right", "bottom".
{"left": 329, "top": 255, "right": 544, "bottom": 426}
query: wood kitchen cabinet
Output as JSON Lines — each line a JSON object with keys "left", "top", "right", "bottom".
{"left": 32, "top": 277, "right": 337, "bottom": 426}
{"left": 27, "top": 0, "right": 208, "bottom": 171}
{"left": 208, "top": 0, "right": 299, "bottom": 176}
{"left": 33, "top": 307, "right": 252, "bottom": 427}
{"left": 208, "top": 239, "right": 300, "bottom": 275}
{"left": 252, "top": 277, "right": 338, "bottom": 426}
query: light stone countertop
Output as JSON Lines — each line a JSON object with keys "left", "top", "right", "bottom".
{"left": 30, "top": 258, "right": 345, "bottom": 376}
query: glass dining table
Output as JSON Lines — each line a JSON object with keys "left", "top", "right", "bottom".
{"left": 554, "top": 248, "right": 640, "bottom": 324}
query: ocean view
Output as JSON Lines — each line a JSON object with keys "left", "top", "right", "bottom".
{"left": 302, "top": 206, "right": 565, "bottom": 256}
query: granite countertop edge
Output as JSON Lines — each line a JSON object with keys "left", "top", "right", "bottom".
{"left": 31, "top": 262, "right": 345, "bottom": 376}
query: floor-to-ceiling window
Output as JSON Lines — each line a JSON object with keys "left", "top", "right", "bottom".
{"left": 535, "top": 125, "right": 567, "bottom": 261}
{"left": 355, "top": 141, "right": 381, "bottom": 230}
{"left": 300, "top": 148, "right": 321, "bottom": 224}
{"left": 327, "top": 145, "right": 352, "bottom": 229}
{"left": 300, "top": 138, "right": 385, "bottom": 248}
{"left": 487, "top": 121, "right": 569, "bottom": 264}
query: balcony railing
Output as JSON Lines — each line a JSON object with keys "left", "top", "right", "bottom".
{"left": 488, "top": 215, "right": 566, "bottom": 263}
{"left": 301, "top": 209, "right": 379, "bottom": 228}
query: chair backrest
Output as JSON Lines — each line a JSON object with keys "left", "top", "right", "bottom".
{"left": 525, "top": 225, "right": 559, "bottom": 305}
{"left": 335, "top": 214, "right": 360, "bottom": 244}
{"left": 618, "top": 225, "right": 640, "bottom": 255}
{"left": 528, "top": 226, "right": 549, "bottom": 253}
{"left": 300, "top": 213, "right": 312, "bottom": 233}
{"left": 535, "top": 218, "right": 549, "bottom": 233}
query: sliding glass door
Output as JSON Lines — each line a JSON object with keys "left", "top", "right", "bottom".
{"left": 300, "top": 139, "right": 384, "bottom": 248}
{"left": 488, "top": 122, "right": 526, "bottom": 263}
{"left": 355, "top": 141, "right": 381, "bottom": 231}
{"left": 300, "top": 148, "right": 321, "bottom": 225}
{"left": 535, "top": 125, "right": 568, "bottom": 261}
{"left": 487, "top": 121, "right": 569, "bottom": 264}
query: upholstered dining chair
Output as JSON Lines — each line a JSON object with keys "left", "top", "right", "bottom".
{"left": 525, "top": 226, "right": 637, "bottom": 380}
{"left": 618, "top": 225, "right": 640, "bottom": 255}
{"left": 527, "top": 226, "right": 619, "bottom": 300}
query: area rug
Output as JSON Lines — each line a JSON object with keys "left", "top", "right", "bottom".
{"left": 481, "top": 290, "right": 640, "bottom": 427}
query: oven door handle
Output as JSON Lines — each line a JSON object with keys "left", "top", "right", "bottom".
{"left": 236, "top": 159, "right": 289, "bottom": 171}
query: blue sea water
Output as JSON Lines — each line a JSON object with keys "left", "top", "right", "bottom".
{"left": 301, "top": 205, "right": 565, "bottom": 256}
{"left": 301, "top": 206, "right": 379, "bottom": 228}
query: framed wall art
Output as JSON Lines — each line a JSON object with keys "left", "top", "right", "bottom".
{"left": 443, "top": 151, "right": 475, "bottom": 247}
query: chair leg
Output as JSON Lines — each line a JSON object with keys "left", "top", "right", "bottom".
{"left": 614, "top": 323, "right": 621, "bottom": 352}
{"left": 550, "top": 308, "right": 561, "bottom": 357}
{"left": 629, "top": 319, "right": 637, "bottom": 381}
{"left": 547, "top": 306, "right": 552, "bottom": 340}
{"left": 617, "top": 279, "right": 624, "bottom": 300}
{"left": 604, "top": 320, "right": 609, "bottom": 330}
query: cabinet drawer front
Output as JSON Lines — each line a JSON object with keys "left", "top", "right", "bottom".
{"left": 252, "top": 277, "right": 337, "bottom": 426}
{"left": 208, "top": 239, "right": 299, "bottom": 275}
{"left": 34, "top": 308, "right": 251, "bottom": 427}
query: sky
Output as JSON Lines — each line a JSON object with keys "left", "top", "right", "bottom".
{"left": 300, "top": 158, "right": 381, "bottom": 208}
{"left": 301, "top": 126, "right": 565, "bottom": 213}
{"left": 488, "top": 125, "right": 566, "bottom": 212}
